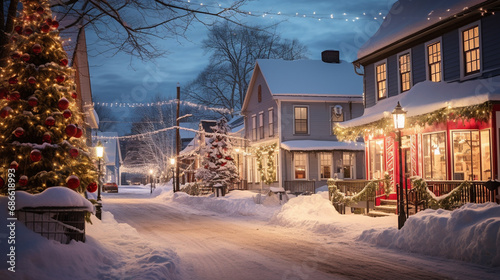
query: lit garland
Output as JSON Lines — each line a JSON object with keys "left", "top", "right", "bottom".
{"left": 253, "top": 142, "right": 277, "bottom": 185}
{"left": 328, "top": 178, "right": 381, "bottom": 206}
{"left": 89, "top": 100, "right": 232, "bottom": 114}
{"left": 334, "top": 102, "right": 492, "bottom": 142}
{"left": 410, "top": 177, "right": 472, "bottom": 210}
{"left": 94, "top": 126, "right": 247, "bottom": 141}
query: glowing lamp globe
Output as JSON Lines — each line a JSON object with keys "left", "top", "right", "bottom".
{"left": 392, "top": 102, "right": 406, "bottom": 130}
{"left": 30, "top": 149, "right": 42, "bottom": 162}
{"left": 66, "top": 175, "right": 80, "bottom": 189}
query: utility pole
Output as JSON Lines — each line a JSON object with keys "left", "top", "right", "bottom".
{"left": 175, "top": 83, "right": 181, "bottom": 193}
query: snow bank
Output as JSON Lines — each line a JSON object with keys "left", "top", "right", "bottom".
{"left": 0, "top": 197, "right": 179, "bottom": 279}
{"left": 358, "top": 203, "right": 500, "bottom": 267}
{"left": 16, "top": 187, "right": 94, "bottom": 212}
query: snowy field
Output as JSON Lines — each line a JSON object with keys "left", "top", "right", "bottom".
{"left": 1, "top": 182, "right": 499, "bottom": 279}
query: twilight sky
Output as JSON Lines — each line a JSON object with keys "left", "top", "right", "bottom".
{"left": 84, "top": 0, "right": 397, "bottom": 133}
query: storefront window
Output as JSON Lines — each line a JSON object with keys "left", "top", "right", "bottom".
{"left": 423, "top": 132, "right": 447, "bottom": 180}
{"left": 452, "top": 131, "right": 480, "bottom": 180}
{"left": 480, "top": 130, "right": 492, "bottom": 180}
{"left": 368, "top": 139, "right": 384, "bottom": 179}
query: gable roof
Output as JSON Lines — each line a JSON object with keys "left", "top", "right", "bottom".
{"left": 357, "top": 0, "right": 489, "bottom": 61}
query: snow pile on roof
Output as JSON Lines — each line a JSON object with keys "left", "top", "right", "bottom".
{"left": 358, "top": 203, "right": 500, "bottom": 267}
{"left": 15, "top": 187, "right": 94, "bottom": 212}
{"left": 341, "top": 76, "right": 500, "bottom": 128}
{"left": 257, "top": 59, "right": 362, "bottom": 95}
{"left": 281, "top": 140, "right": 365, "bottom": 151}
{"left": 358, "top": 0, "right": 486, "bottom": 59}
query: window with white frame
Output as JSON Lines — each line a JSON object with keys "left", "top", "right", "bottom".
{"left": 294, "top": 153, "right": 307, "bottom": 179}
{"left": 376, "top": 62, "right": 387, "bottom": 100}
{"left": 422, "top": 132, "right": 447, "bottom": 180}
{"left": 259, "top": 112, "right": 264, "bottom": 139}
{"left": 343, "top": 152, "right": 354, "bottom": 179}
{"left": 368, "top": 139, "right": 384, "bottom": 179}
{"left": 251, "top": 115, "right": 257, "bottom": 141}
{"left": 268, "top": 108, "right": 274, "bottom": 137}
{"left": 294, "top": 106, "right": 308, "bottom": 134}
{"left": 427, "top": 41, "right": 442, "bottom": 82}
{"left": 399, "top": 52, "right": 411, "bottom": 92}
{"left": 319, "top": 153, "right": 332, "bottom": 179}
{"left": 462, "top": 25, "right": 480, "bottom": 75}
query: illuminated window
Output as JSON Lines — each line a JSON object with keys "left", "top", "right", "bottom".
{"left": 368, "top": 139, "right": 384, "bottom": 179}
{"left": 319, "top": 153, "right": 332, "bottom": 179}
{"left": 423, "top": 132, "right": 447, "bottom": 180}
{"left": 268, "top": 108, "right": 274, "bottom": 137}
{"left": 428, "top": 42, "right": 441, "bottom": 82}
{"left": 452, "top": 131, "right": 489, "bottom": 181}
{"left": 343, "top": 152, "right": 354, "bottom": 179}
{"left": 294, "top": 106, "right": 308, "bottom": 134}
{"left": 294, "top": 153, "right": 306, "bottom": 179}
{"left": 399, "top": 53, "right": 411, "bottom": 92}
{"left": 251, "top": 115, "right": 257, "bottom": 141}
{"left": 376, "top": 63, "right": 387, "bottom": 100}
{"left": 463, "top": 26, "right": 480, "bottom": 75}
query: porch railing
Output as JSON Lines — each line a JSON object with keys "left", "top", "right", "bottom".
{"left": 328, "top": 179, "right": 385, "bottom": 214}
{"left": 230, "top": 179, "right": 248, "bottom": 191}
{"left": 284, "top": 180, "right": 315, "bottom": 195}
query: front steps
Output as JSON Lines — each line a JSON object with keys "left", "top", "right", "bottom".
{"left": 368, "top": 198, "right": 397, "bottom": 217}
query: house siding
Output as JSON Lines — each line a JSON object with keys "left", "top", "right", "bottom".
{"left": 482, "top": 15, "right": 500, "bottom": 73}
{"left": 443, "top": 30, "right": 460, "bottom": 81}
{"left": 364, "top": 64, "right": 376, "bottom": 108}
{"left": 387, "top": 54, "right": 398, "bottom": 98}
{"left": 411, "top": 43, "right": 426, "bottom": 84}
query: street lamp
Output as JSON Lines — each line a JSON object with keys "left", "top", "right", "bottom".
{"left": 95, "top": 140, "right": 104, "bottom": 220}
{"left": 392, "top": 101, "right": 407, "bottom": 229}
{"left": 170, "top": 157, "right": 176, "bottom": 192}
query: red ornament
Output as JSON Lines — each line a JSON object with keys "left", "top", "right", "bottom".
{"left": 10, "top": 161, "right": 19, "bottom": 170}
{"left": 65, "top": 124, "right": 77, "bottom": 137}
{"left": 71, "top": 92, "right": 77, "bottom": 99}
{"left": 69, "top": 148, "right": 79, "bottom": 158}
{"left": 46, "top": 18, "right": 53, "bottom": 26}
{"left": 11, "top": 52, "right": 21, "bottom": 59}
{"left": 221, "top": 162, "right": 227, "bottom": 166}
{"left": 36, "top": 6, "right": 45, "bottom": 15}
{"left": 63, "top": 109, "right": 72, "bottom": 119}
{"left": 0, "top": 177, "right": 4, "bottom": 188}
{"left": 58, "top": 98, "right": 69, "bottom": 110}
{"left": 19, "top": 175, "right": 28, "bottom": 186}
{"left": 42, "top": 132, "right": 51, "bottom": 143}
{"left": 8, "top": 77, "right": 18, "bottom": 84}
{"left": 32, "top": 44, "right": 42, "bottom": 54}
{"left": 225, "top": 156, "right": 232, "bottom": 161}
{"left": 0, "top": 88, "right": 7, "bottom": 99}
{"left": 24, "top": 27, "right": 33, "bottom": 36}
{"left": 30, "top": 149, "right": 42, "bottom": 162}
{"left": 45, "top": 116, "right": 55, "bottom": 127}
{"left": 21, "top": 53, "right": 30, "bottom": 62}
{"left": 86, "top": 182, "right": 98, "bottom": 193}
{"left": 41, "top": 24, "right": 50, "bottom": 33}
{"left": 56, "top": 75, "right": 65, "bottom": 84}
{"left": 9, "top": 91, "right": 20, "bottom": 101}
{"left": 74, "top": 127, "right": 83, "bottom": 138}
{"left": 66, "top": 175, "right": 80, "bottom": 189}
{"left": 14, "top": 26, "right": 22, "bottom": 34}
{"left": 51, "top": 20, "right": 59, "bottom": 29}
{"left": 0, "top": 107, "right": 12, "bottom": 118}
{"left": 14, "top": 127, "right": 25, "bottom": 138}
{"left": 28, "top": 96, "right": 38, "bottom": 107}
{"left": 217, "top": 154, "right": 222, "bottom": 159}
{"left": 204, "top": 165, "right": 209, "bottom": 169}
{"left": 28, "top": 77, "right": 37, "bottom": 85}
{"left": 59, "top": 58, "right": 68, "bottom": 66}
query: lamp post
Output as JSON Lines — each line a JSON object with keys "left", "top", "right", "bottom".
{"left": 170, "top": 158, "right": 176, "bottom": 192}
{"left": 392, "top": 102, "right": 407, "bottom": 229}
{"left": 96, "top": 140, "right": 104, "bottom": 220}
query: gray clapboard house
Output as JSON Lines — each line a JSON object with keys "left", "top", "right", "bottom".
{"left": 241, "top": 54, "right": 366, "bottom": 192}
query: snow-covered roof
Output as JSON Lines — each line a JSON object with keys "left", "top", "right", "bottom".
{"left": 281, "top": 140, "right": 364, "bottom": 151}
{"left": 257, "top": 59, "right": 362, "bottom": 95}
{"left": 340, "top": 76, "right": 500, "bottom": 128}
{"left": 16, "top": 187, "right": 94, "bottom": 212}
{"left": 358, "top": 0, "right": 486, "bottom": 59}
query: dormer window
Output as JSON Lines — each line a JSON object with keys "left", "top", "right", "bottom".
{"left": 257, "top": 85, "right": 262, "bottom": 103}
{"left": 376, "top": 62, "right": 387, "bottom": 100}
{"left": 462, "top": 25, "right": 480, "bottom": 76}
{"left": 427, "top": 41, "right": 442, "bottom": 82}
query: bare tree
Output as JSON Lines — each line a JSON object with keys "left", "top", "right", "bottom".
{"left": 184, "top": 21, "right": 308, "bottom": 112}
{"left": 1, "top": 0, "right": 250, "bottom": 66}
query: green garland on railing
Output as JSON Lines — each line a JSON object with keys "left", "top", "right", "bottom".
{"left": 383, "top": 172, "right": 392, "bottom": 197}
{"left": 410, "top": 177, "right": 472, "bottom": 210}
{"left": 327, "top": 178, "right": 379, "bottom": 206}
{"left": 254, "top": 143, "right": 277, "bottom": 185}
{"left": 333, "top": 101, "right": 492, "bottom": 142}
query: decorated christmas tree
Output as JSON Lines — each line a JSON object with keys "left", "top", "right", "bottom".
{"left": 195, "top": 118, "right": 240, "bottom": 188}
{"left": 0, "top": 0, "right": 97, "bottom": 194}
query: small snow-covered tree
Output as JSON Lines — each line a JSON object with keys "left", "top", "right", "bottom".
{"left": 195, "top": 118, "right": 239, "bottom": 187}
